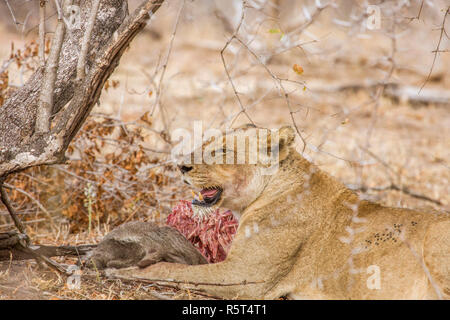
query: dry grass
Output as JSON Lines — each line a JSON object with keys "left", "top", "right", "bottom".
{"left": 0, "top": 0, "right": 449, "bottom": 299}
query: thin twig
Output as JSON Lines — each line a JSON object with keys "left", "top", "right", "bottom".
{"left": 39, "top": 1, "right": 47, "bottom": 67}
{"left": 21, "top": 10, "right": 33, "bottom": 38}
{"left": 356, "top": 183, "right": 442, "bottom": 206}
{"left": 3, "top": 182, "right": 55, "bottom": 228}
{"left": 220, "top": 0, "right": 255, "bottom": 127}
{"left": 53, "top": 0, "right": 62, "bottom": 19}
{"left": 415, "top": 0, "right": 425, "bottom": 20}
{"left": 358, "top": 144, "right": 398, "bottom": 182}
{"left": 419, "top": 6, "right": 449, "bottom": 93}
{"left": 150, "top": 0, "right": 185, "bottom": 134}
{"left": 233, "top": 36, "right": 307, "bottom": 152}
{"left": 284, "top": 1, "right": 329, "bottom": 38}
{"left": 88, "top": 275, "right": 223, "bottom": 299}
{"left": 19, "top": 245, "right": 70, "bottom": 275}
{"left": 364, "top": 18, "right": 397, "bottom": 149}
{"left": 4, "top": 0, "right": 19, "bottom": 31}
{"left": 405, "top": 0, "right": 425, "bottom": 22}
{"left": 0, "top": 177, "right": 27, "bottom": 235}
{"left": 110, "top": 272, "right": 263, "bottom": 287}
{"left": 0, "top": 219, "right": 46, "bottom": 229}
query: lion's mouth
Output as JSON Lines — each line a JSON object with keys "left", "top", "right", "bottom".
{"left": 192, "top": 187, "right": 223, "bottom": 207}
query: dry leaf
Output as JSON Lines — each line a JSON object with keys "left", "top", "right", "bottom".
{"left": 293, "top": 64, "right": 304, "bottom": 75}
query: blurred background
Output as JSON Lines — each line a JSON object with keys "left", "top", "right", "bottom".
{"left": 0, "top": 1, "right": 449, "bottom": 297}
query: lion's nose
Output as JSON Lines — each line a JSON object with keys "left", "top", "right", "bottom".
{"left": 178, "top": 165, "right": 193, "bottom": 174}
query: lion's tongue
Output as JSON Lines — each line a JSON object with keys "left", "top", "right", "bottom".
{"left": 201, "top": 189, "right": 218, "bottom": 198}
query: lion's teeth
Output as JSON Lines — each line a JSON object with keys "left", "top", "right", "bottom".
{"left": 198, "top": 192, "right": 204, "bottom": 201}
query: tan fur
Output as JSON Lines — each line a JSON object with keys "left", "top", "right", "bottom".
{"left": 110, "top": 126, "right": 450, "bottom": 299}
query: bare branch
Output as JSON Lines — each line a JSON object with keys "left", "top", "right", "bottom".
{"left": 3, "top": 182, "right": 55, "bottom": 228}
{"left": 233, "top": 36, "right": 307, "bottom": 151}
{"left": 0, "top": 238, "right": 96, "bottom": 261}
{"left": 420, "top": 6, "right": 449, "bottom": 93}
{"left": 35, "top": 0, "right": 68, "bottom": 133}
{"left": 76, "top": 0, "right": 101, "bottom": 81}
{"left": 3, "top": 0, "right": 19, "bottom": 31}
{"left": 150, "top": 0, "right": 186, "bottom": 133}
{"left": 405, "top": 0, "right": 425, "bottom": 22}
{"left": 220, "top": 1, "right": 255, "bottom": 127}
{"left": 39, "top": 0, "right": 46, "bottom": 68}
{"left": 108, "top": 272, "right": 264, "bottom": 287}
{"left": 284, "top": 1, "right": 329, "bottom": 37}
{"left": 53, "top": 0, "right": 63, "bottom": 19}
{"left": 360, "top": 183, "right": 443, "bottom": 206}
{"left": 18, "top": 244, "right": 70, "bottom": 275}
{"left": 0, "top": 178, "right": 27, "bottom": 236}
{"left": 364, "top": 16, "right": 397, "bottom": 149}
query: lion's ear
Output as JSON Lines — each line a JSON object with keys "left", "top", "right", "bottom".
{"left": 278, "top": 125, "right": 295, "bottom": 150}
{"left": 257, "top": 126, "right": 295, "bottom": 164}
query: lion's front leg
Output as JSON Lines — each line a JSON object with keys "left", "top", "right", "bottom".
{"left": 107, "top": 208, "right": 304, "bottom": 299}
{"left": 107, "top": 260, "right": 267, "bottom": 299}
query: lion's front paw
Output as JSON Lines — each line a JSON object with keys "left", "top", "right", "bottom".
{"left": 105, "top": 262, "right": 177, "bottom": 281}
{"left": 105, "top": 266, "right": 140, "bottom": 278}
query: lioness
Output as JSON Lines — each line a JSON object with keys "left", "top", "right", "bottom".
{"left": 111, "top": 125, "right": 449, "bottom": 299}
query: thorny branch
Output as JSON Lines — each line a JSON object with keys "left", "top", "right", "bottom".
{"left": 233, "top": 36, "right": 307, "bottom": 152}
{"left": 150, "top": 0, "right": 186, "bottom": 134}
{"left": 364, "top": 16, "right": 397, "bottom": 148}
{"left": 220, "top": 1, "right": 255, "bottom": 127}
{"left": 420, "top": 6, "right": 449, "bottom": 92}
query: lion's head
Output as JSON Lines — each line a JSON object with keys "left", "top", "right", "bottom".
{"left": 177, "top": 125, "right": 296, "bottom": 219}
